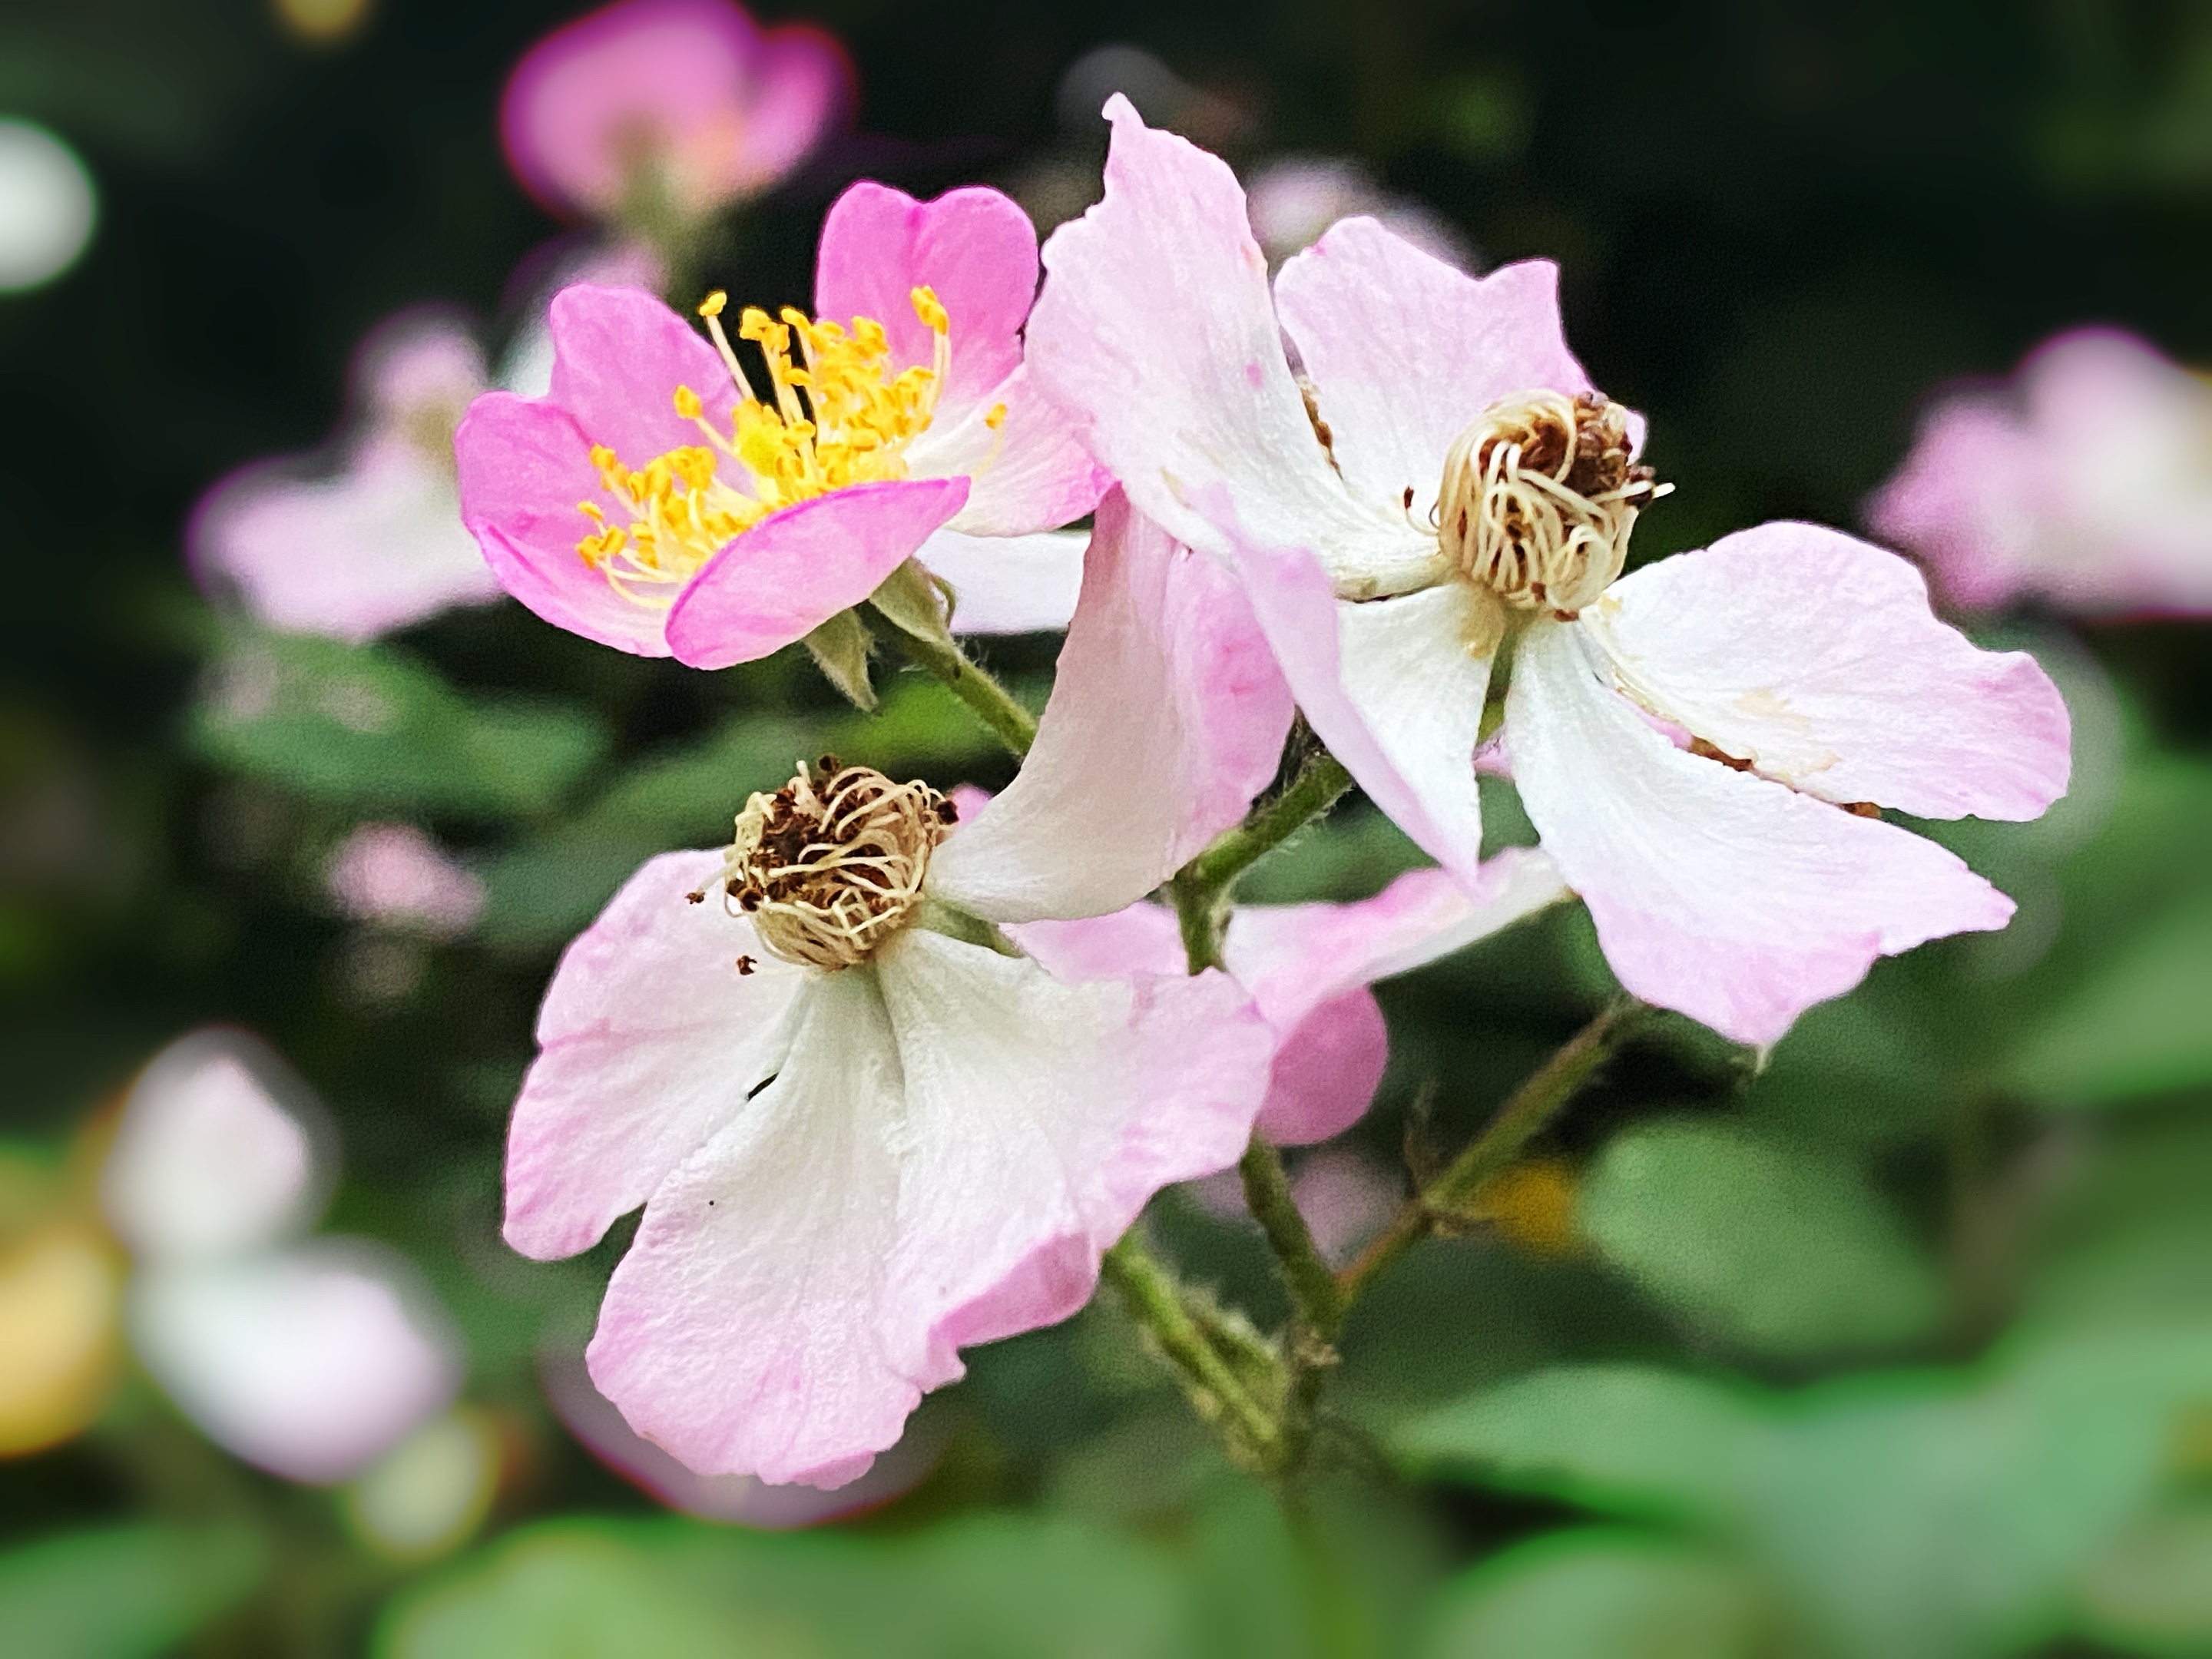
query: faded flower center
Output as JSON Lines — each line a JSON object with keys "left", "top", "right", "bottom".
{"left": 710, "top": 759, "right": 957, "bottom": 970}
{"left": 1436, "top": 390, "right": 1666, "bottom": 618}
{"left": 575, "top": 287, "right": 1000, "bottom": 610}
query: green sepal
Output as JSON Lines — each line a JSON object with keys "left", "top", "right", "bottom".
{"left": 802, "top": 608, "right": 878, "bottom": 713}
{"left": 868, "top": 558, "right": 958, "bottom": 649}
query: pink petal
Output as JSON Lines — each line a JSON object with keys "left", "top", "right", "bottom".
{"left": 909, "top": 363, "right": 1109, "bottom": 537}
{"left": 1028, "top": 95, "right": 1435, "bottom": 594}
{"left": 1583, "top": 522, "right": 2071, "bottom": 822}
{"left": 928, "top": 490, "right": 1293, "bottom": 923}
{"left": 545, "top": 283, "right": 737, "bottom": 467}
{"left": 505, "top": 849, "right": 809, "bottom": 1261}
{"left": 1508, "top": 619, "right": 2017, "bottom": 1047}
{"left": 500, "top": 0, "right": 850, "bottom": 217}
{"left": 587, "top": 932, "right": 1273, "bottom": 1485}
{"left": 918, "top": 526, "right": 1086, "bottom": 634}
{"left": 192, "top": 443, "right": 502, "bottom": 643}
{"left": 455, "top": 392, "right": 672, "bottom": 656}
{"left": 1274, "top": 222, "right": 1590, "bottom": 519}
{"left": 1219, "top": 525, "right": 1493, "bottom": 882}
{"left": 1009, "top": 902, "right": 1184, "bottom": 985}
{"left": 663, "top": 476, "right": 971, "bottom": 669}
{"left": 1255, "top": 991, "right": 1389, "bottom": 1147}
{"left": 1866, "top": 395, "right": 2045, "bottom": 611}
{"left": 815, "top": 182, "right": 1037, "bottom": 416}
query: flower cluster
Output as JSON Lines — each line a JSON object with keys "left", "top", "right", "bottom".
{"left": 445, "top": 91, "right": 2071, "bottom": 1487}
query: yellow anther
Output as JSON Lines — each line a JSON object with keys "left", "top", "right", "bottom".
{"left": 672, "top": 385, "right": 703, "bottom": 419}
{"left": 698, "top": 291, "right": 728, "bottom": 319}
{"left": 985, "top": 402, "right": 1008, "bottom": 431}
{"left": 910, "top": 286, "right": 949, "bottom": 334}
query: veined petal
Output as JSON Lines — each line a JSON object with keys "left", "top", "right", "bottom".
{"left": 875, "top": 931, "right": 1272, "bottom": 1368}
{"left": 1581, "top": 522, "right": 2071, "bottom": 821}
{"left": 1508, "top": 619, "right": 2016, "bottom": 1046}
{"left": 1028, "top": 95, "right": 1433, "bottom": 593}
{"left": 545, "top": 283, "right": 737, "bottom": 465}
{"left": 505, "top": 850, "right": 808, "bottom": 1261}
{"left": 909, "top": 363, "right": 1109, "bottom": 537}
{"left": 918, "top": 526, "right": 1086, "bottom": 634}
{"left": 586, "top": 969, "right": 906, "bottom": 1488}
{"left": 1274, "top": 221, "right": 1589, "bottom": 523}
{"left": 456, "top": 392, "right": 674, "bottom": 656}
{"left": 930, "top": 492, "right": 1293, "bottom": 923}
{"left": 664, "top": 477, "right": 970, "bottom": 669}
{"left": 814, "top": 183, "right": 1035, "bottom": 416}
{"left": 1224, "top": 528, "right": 1492, "bottom": 882}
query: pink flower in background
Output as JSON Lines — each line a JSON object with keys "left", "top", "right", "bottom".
{"left": 457, "top": 182, "right": 1107, "bottom": 668}
{"left": 190, "top": 311, "right": 504, "bottom": 642}
{"left": 1868, "top": 329, "right": 2212, "bottom": 616}
{"left": 501, "top": 0, "right": 852, "bottom": 221}
{"left": 1014, "top": 856, "right": 1569, "bottom": 1146}
{"left": 102, "top": 1031, "right": 462, "bottom": 1485}
{"left": 502, "top": 494, "right": 1291, "bottom": 1485}
{"left": 1025, "top": 98, "right": 2074, "bottom": 1046}
{"left": 1244, "top": 155, "right": 1472, "bottom": 270}
{"left": 326, "top": 824, "right": 485, "bottom": 940}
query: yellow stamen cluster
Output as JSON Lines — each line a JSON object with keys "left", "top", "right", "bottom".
{"left": 711, "top": 759, "right": 958, "bottom": 970}
{"left": 1435, "top": 390, "right": 1668, "bottom": 621}
{"left": 574, "top": 286, "right": 953, "bottom": 608}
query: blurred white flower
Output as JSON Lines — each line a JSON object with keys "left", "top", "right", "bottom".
{"left": 102, "top": 1031, "right": 463, "bottom": 1484}
{"left": 342, "top": 1407, "right": 501, "bottom": 1559}
{"left": 326, "top": 823, "right": 485, "bottom": 940}
{"left": 0, "top": 119, "right": 96, "bottom": 292}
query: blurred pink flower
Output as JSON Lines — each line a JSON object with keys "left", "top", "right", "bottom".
{"left": 502, "top": 497, "right": 1290, "bottom": 1486}
{"left": 102, "top": 1031, "right": 462, "bottom": 1484}
{"left": 1013, "top": 856, "right": 1569, "bottom": 1146}
{"left": 1289, "top": 1149, "right": 1402, "bottom": 1267}
{"left": 1869, "top": 329, "right": 2212, "bottom": 616}
{"left": 190, "top": 311, "right": 504, "bottom": 642}
{"left": 1026, "top": 98, "right": 2073, "bottom": 1046}
{"left": 457, "top": 182, "right": 1106, "bottom": 667}
{"left": 501, "top": 0, "right": 852, "bottom": 221}
{"left": 1245, "top": 155, "right": 1472, "bottom": 270}
{"left": 326, "top": 823, "right": 485, "bottom": 940}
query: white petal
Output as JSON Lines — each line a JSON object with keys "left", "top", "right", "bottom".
{"left": 1580, "top": 522, "right": 2071, "bottom": 820}
{"left": 101, "top": 1031, "right": 330, "bottom": 1263}
{"left": 918, "top": 526, "right": 1087, "bottom": 634}
{"left": 929, "top": 494, "right": 1293, "bottom": 923}
{"left": 131, "top": 1240, "right": 462, "bottom": 1484}
{"left": 1507, "top": 619, "right": 2016, "bottom": 1045}
{"left": 505, "top": 850, "right": 809, "bottom": 1261}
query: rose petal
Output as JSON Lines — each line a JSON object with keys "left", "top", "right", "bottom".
{"left": 929, "top": 491, "right": 1293, "bottom": 922}
{"left": 546, "top": 283, "right": 737, "bottom": 465}
{"left": 1028, "top": 95, "right": 1438, "bottom": 595}
{"left": 1508, "top": 618, "right": 2016, "bottom": 1046}
{"left": 918, "top": 525, "right": 1087, "bottom": 634}
{"left": 1274, "top": 221, "right": 1589, "bottom": 522}
{"left": 909, "top": 363, "right": 1108, "bottom": 537}
{"left": 1581, "top": 522, "right": 2071, "bottom": 821}
{"left": 664, "top": 477, "right": 970, "bottom": 669}
{"left": 505, "top": 850, "right": 808, "bottom": 1261}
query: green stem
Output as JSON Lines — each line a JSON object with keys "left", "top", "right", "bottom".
{"left": 1170, "top": 750, "right": 1354, "bottom": 971}
{"left": 1102, "top": 1235, "right": 1282, "bottom": 1461}
{"left": 872, "top": 609, "right": 1037, "bottom": 758}
{"left": 1336, "top": 995, "right": 1647, "bottom": 1300}
{"left": 1240, "top": 1132, "right": 1347, "bottom": 1343}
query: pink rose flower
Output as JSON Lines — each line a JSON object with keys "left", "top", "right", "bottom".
{"left": 326, "top": 823, "right": 485, "bottom": 940}
{"left": 501, "top": 0, "right": 852, "bottom": 222}
{"left": 502, "top": 491, "right": 1294, "bottom": 1486}
{"left": 1869, "top": 328, "right": 2212, "bottom": 616}
{"left": 190, "top": 310, "right": 505, "bottom": 642}
{"left": 1024, "top": 98, "right": 2074, "bottom": 1046}
{"left": 455, "top": 182, "right": 1108, "bottom": 667}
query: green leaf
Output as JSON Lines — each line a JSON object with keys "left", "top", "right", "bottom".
{"left": 1396, "top": 1365, "right": 1767, "bottom": 1525}
{"left": 0, "top": 1525, "right": 264, "bottom": 1659}
{"left": 1418, "top": 1531, "right": 1776, "bottom": 1659}
{"left": 194, "top": 631, "right": 607, "bottom": 819}
{"left": 1575, "top": 1121, "right": 1943, "bottom": 1358}
{"left": 2074, "top": 1501, "right": 2212, "bottom": 1656}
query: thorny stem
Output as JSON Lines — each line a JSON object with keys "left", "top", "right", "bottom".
{"left": 1101, "top": 1235, "right": 1282, "bottom": 1462}
{"left": 872, "top": 610, "right": 1038, "bottom": 759}
{"left": 1336, "top": 995, "right": 1649, "bottom": 1300}
{"left": 1170, "top": 750, "right": 1355, "bottom": 971}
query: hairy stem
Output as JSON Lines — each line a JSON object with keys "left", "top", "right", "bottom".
{"left": 1170, "top": 750, "right": 1355, "bottom": 971}
{"left": 1337, "top": 995, "right": 1647, "bottom": 1300}
{"left": 1240, "top": 1133, "right": 1347, "bottom": 1342}
{"left": 871, "top": 608, "right": 1038, "bottom": 758}
{"left": 1101, "top": 1235, "right": 1282, "bottom": 1461}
